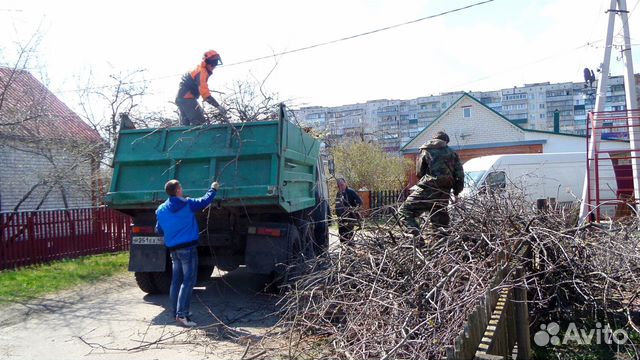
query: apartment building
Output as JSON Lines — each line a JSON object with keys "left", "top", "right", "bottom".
{"left": 293, "top": 74, "right": 638, "bottom": 153}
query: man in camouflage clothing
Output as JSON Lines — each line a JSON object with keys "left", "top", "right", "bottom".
{"left": 398, "top": 131, "right": 464, "bottom": 237}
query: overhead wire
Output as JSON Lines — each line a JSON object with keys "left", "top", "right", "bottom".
{"left": 447, "top": 38, "right": 640, "bottom": 94}
{"left": 56, "top": 0, "right": 496, "bottom": 94}
{"left": 614, "top": 0, "right": 640, "bottom": 38}
{"left": 576, "top": 0, "right": 606, "bottom": 79}
{"left": 446, "top": 41, "right": 602, "bottom": 91}
{"left": 451, "top": 0, "right": 640, "bottom": 93}
{"left": 223, "top": 0, "right": 495, "bottom": 67}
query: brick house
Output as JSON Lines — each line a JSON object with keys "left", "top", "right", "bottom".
{"left": 0, "top": 67, "right": 103, "bottom": 212}
{"left": 401, "top": 93, "right": 621, "bottom": 186}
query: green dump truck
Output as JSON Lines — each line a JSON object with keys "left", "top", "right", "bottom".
{"left": 105, "top": 104, "right": 330, "bottom": 294}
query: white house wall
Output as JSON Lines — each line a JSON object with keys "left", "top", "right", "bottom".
{"left": 523, "top": 132, "right": 626, "bottom": 153}
{"left": 406, "top": 96, "right": 525, "bottom": 149}
{"left": 0, "top": 144, "right": 94, "bottom": 212}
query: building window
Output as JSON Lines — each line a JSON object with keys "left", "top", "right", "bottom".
{"left": 502, "top": 93, "right": 527, "bottom": 101}
{"left": 463, "top": 107, "right": 471, "bottom": 118}
{"left": 503, "top": 104, "right": 527, "bottom": 111}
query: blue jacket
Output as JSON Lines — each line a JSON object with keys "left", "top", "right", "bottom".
{"left": 155, "top": 188, "right": 217, "bottom": 250}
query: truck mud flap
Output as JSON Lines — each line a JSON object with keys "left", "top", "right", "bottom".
{"left": 128, "top": 236, "right": 167, "bottom": 272}
{"left": 245, "top": 223, "right": 290, "bottom": 274}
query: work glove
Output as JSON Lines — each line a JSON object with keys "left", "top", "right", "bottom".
{"left": 205, "top": 96, "right": 219, "bottom": 107}
{"left": 211, "top": 181, "right": 220, "bottom": 190}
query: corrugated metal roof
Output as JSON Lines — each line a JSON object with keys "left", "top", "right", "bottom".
{"left": 0, "top": 67, "right": 102, "bottom": 143}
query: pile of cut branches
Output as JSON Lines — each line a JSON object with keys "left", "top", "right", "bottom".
{"left": 278, "top": 192, "right": 640, "bottom": 359}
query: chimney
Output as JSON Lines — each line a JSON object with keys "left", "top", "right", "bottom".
{"left": 553, "top": 109, "right": 560, "bottom": 133}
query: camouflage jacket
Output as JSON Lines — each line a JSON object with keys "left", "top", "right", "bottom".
{"left": 416, "top": 139, "right": 464, "bottom": 195}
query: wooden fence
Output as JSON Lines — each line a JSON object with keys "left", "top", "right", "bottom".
{"left": 0, "top": 207, "right": 131, "bottom": 270}
{"left": 364, "top": 189, "right": 410, "bottom": 217}
{"left": 446, "top": 247, "right": 532, "bottom": 360}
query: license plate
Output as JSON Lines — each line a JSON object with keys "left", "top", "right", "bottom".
{"left": 132, "top": 236, "right": 164, "bottom": 245}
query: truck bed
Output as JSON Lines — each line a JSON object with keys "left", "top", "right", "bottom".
{"left": 105, "top": 107, "right": 320, "bottom": 213}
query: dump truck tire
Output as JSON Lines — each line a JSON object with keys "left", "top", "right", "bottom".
{"left": 152, "top": 268, "right": 172, "bottom": 294}
{"left": 135, "top": 272, "right": 160, "bottom": 294}
{"left": 269, "top": 222, "right": 316, "bottom": 292}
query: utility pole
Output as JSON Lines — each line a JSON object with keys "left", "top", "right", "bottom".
{"left": 580, "top": 0, "right": 639, "bottom": 222}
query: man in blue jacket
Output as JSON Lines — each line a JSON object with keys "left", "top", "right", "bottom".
{"left": 156, "top": 179, "right": 219, "bottom": 327}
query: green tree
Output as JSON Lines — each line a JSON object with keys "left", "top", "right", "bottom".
{"left": 331, "top": 141, "right": 411, "bottom": 191}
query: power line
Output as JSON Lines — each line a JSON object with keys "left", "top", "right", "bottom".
{"left": 57, "top": 0, "right": 495, "bottom": 93}
{"left": 573, "top": 1, "right": 639, "bottom": 80}
{"left": 440, "top": 2, "right": 640, "bottom": 98}
{"left": 615, "top": 0, "right": 640, "bottom": 38}
{"left": 445, "top": 40, "right": 612, "bottom": 91}
{"left": 224, "top": 0, "right": 496, "bottom": 67}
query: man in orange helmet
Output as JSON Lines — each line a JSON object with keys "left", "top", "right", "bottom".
{"left": 176, "top": 50, "right": 227, "bottom": 126}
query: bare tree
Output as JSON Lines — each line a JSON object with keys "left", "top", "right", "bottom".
{"left": 76, "top": 68, "right": 158, "bottom": 155}
{"left": 200, "top": 78, "right": 281, "bottom": 124}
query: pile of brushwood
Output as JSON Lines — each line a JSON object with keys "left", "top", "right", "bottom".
{"left": 278, "top": 191, "right": 640, "bottom": 359}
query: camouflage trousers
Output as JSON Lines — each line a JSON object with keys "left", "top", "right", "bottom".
{"left": 398, "top": 187, "right": 450, "bottom": 236}
{"left": 176, "top": 98, "right": 206, "bottom": 126}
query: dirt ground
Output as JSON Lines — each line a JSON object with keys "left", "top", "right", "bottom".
{"left": 0, "top": 267, "right": 290, "bottom": 360}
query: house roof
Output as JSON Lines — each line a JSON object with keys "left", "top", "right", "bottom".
{"left": 0, "top": 67, "right": 101, "bottom": 143}
{"left": 401, "top": 92, "right": 586, "bottom": 152}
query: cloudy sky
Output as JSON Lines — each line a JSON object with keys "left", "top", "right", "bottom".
{"left": 1, "top": 0, "right": 639, "bottom": 115}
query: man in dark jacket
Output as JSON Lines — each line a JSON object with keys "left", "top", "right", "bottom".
{"left": 156, "top": 179, "right": 218, "bottom": 327}
{"left": 176, "top": 50, "right": 227, "bottom": 126}
{"left": 335, "top": 178, "right": 363, "bottom": 243}
{"left": 398, "top": 131, "right": 464, "bottom": 237}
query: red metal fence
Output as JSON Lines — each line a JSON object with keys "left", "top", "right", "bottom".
{"left": 0, "top": 207, "right": 132, "bottom": 270}
{"left": 585, "top": 110, "right": 638, "bottom": 220}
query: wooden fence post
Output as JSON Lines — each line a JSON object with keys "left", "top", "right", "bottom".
{"left": 515, "top": 267, "right": 531, "bottom": 360}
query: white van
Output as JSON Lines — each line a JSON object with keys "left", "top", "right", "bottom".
{"left": 461, "top": 152, "right": 619, "bottom": 216}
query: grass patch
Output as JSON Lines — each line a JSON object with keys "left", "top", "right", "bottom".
{"left": 0, "top": 252, "right": 129, "bottom": 304}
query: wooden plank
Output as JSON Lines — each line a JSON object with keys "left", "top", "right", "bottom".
{"left": 515, "top": 267, "right": 531, "bottom": 360}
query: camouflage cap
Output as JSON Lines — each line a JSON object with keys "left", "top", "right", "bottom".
{"left": 433, "top": 131, "right": 450, "bottom": 143}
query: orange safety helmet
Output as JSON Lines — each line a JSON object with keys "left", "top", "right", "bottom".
{"left": 203, "top": 50, "right": 222, "bottom": 66}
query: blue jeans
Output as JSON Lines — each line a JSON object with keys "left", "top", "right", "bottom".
{"left": 169, "top": 245, "right": 198, "bottom": 318}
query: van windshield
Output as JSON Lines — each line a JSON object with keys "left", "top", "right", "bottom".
{"left": 464, "top": 171, "right": 485, "bottom": 188}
